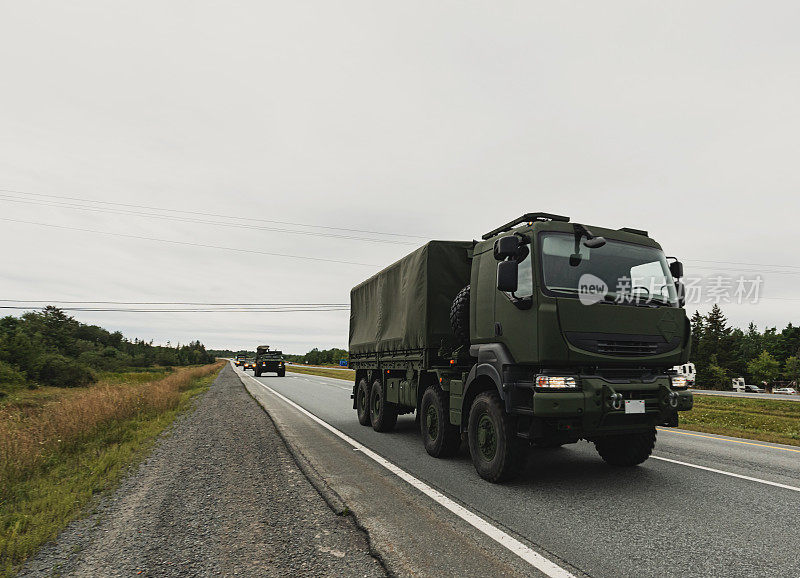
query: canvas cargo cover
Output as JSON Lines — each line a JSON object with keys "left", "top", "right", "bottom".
{"left": 349, "top": 241, "right": 473, "bottom": 354}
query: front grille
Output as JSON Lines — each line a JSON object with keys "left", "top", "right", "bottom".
{"left": 620, "top": 389, "right": 660, "bottom": 401}
{"left": 596, "top": 340, "right": 659, "bottom": 356}
{"left": 566, "top": 331, "right": 680, "bottom": 357}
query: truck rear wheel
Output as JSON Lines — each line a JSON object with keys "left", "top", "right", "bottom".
{"left": 467, "top": 391, "right": 525, "bottom": 483}
{"left": 420, "top": 385, "right": 460, "bottom": 458}
{"left": 449, "top": 285, "right": 470, "bottom": 348}
{"left": 370, "top": 379, "right": 397, "bottom": 432}
{"left": 356, "top": 378, "right": 371, "bottom": 426}
{"left": 594, "top": 427, "right": 656, "bottom": 466}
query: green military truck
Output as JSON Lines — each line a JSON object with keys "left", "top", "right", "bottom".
{"left": 349, "top": 213, "right": 693, "bottom": 482}
{"left": 254, "top": 345, "right": 286, "bottom": 377}
{"left": 234, "top": 354, "right": 247, "bottom": 367}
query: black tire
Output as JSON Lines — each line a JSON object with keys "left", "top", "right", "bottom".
{"left": 254, "top": 368, "right": 261, "bottom": 377}
{"left": 467, "top": 391, "right": 525, "bottom": 482}
{"left": 278, "top": 370, "right": 285, "bottom": 377}
{"left": 356, "top": 378, "right": 371, "bottom": 426}
{"left": 594, "top": 427, "right": 656, "bottom": 466}
{"left": 450, "top": 285, "right": 470, "bottom": 347}
{"left": 420, "top": 385, "right": 460, "bottom": 458}
{"left": 370, "top": 379, "right": 398, "bottom": 432}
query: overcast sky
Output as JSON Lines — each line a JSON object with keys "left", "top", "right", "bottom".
{"left": 1, "top": 1, "right": 799, "bottom": 353}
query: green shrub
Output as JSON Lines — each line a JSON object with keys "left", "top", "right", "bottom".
{"left": 33, "top": 354, "right": 96, "bottom": 388}
{"left": 0, "top": 361, "right": 29, "bottom": 396}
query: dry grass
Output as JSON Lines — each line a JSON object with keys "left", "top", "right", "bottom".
{"left": 0, "top": 362, "right": 224, "bottom": 575}
{"left": 0, "top": 362, "right": 224, "bottom": 485}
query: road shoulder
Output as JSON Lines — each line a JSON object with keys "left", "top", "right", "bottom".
{"left": 19, "top": 364, "right": 384, "bottom": 578}
{"left": 241, "top": 369, "right": 564, "bottom": 578}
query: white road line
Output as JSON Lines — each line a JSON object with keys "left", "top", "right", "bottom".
{"left": 651, "top": 456, "right": 800, "bottom": 493}
{"left": 243, "top": 372, "right": 575, "bottom": 578}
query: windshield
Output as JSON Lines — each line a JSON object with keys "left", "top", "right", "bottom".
{"left": 539, "top": 232, "right": 678, "bottom": 305}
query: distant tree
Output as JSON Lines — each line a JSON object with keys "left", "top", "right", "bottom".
{"left": 696, "top": 354, "right": 729, "bottom": 390}
{"left": 704, "top": 362, "right": 729, "bottom": 390}
{"left": 748, "top": 351, "right": 780, "bottom": 386}
{"left": 689, "top": 310, "right": 704, "bottom": 359}
{"left": 784, "top": 356, "right": 800, "bottom": 385}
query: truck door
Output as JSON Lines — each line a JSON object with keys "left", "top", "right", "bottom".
{"left": 493, "top": 241, "right": 538, "bottom": 363}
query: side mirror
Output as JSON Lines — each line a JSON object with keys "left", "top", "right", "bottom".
{"left": 494, "top": 236, "right": 519, "bottom": 260}
{"left": 669, "top": 260, "right": 684, "bottom": 279}
{"left": 675, "top": 280, "right": 686, "bottom": 307}
{"left": 497, "top": 260, "right": 518, "bottom": 292}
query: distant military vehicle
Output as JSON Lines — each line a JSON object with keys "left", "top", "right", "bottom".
{"left": 348, "top": 213, "right": 693, "bottom": 482}
{"left": 254, "top": 345, "right": 285, "bottom": 377}
{"left": 234, "top": 354, "right": 247, "bottom": 367}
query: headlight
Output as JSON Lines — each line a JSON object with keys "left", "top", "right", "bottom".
{"left": 671, "top": 376, "right": 688, "bottom": 389}
{"left": 535, "top": 375, "right": 578, "bottom": 389}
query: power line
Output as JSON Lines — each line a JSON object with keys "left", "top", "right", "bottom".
{"left": 0, "top": 217, "right": 378, "bottom": 267}
{"left": 4, "top": 187, "right": 797, "bottom": 274}
{"left": 0, "top": 300, "right": 349, "bottom": 306}
{"left": 0, "top": 306, "right": 350, "bottom": 313}
{"left": 0, "top": 187, "right": 428, "bottom": 239}
{"left": 684, "top": 265, "right": 800, "bottom": 276}
{"left": 685, "top": 259, "right": 800, "bottom": 271}
{"left": 0, "top": 194, "right": 417, "bottom": 246}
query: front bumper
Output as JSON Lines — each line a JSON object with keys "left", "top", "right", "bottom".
{"left": 257, "top": 363, "right": 284, "bottom": 372}
{"left": 508, "top": 375, "right": 693, "bottom": 439}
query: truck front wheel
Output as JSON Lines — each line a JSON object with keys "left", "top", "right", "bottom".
{"left": 467, "top": 391, "right": 525, "bottom": 483}
{"left": 254, "top": 368, "right": 262, "bottom": 377}
{"left": 420, "top": 386, "right": 460, "bottom": 458}
{"left": 594, "top": 427, "right": 656, "bottom": 466}
{"left": 370, "top": 380, "right": 397, "bottom": 432}
{"left": 356, "top": 378, "right": 371, "bottom": 426}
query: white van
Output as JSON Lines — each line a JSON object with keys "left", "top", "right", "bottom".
{"left": 672, "top": 362, "right": 696, "bottom": 387}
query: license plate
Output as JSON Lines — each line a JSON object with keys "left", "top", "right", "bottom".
{"left": 625, "top": 400, "right": 645, "bottom": 414}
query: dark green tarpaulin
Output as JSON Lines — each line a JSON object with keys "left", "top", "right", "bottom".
{"left": 349, "top": 241, "right": 472, "bottom": 354}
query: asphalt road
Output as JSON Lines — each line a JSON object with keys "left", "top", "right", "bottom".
{"left": 247, "top": 368, "right": 800, "bottom": 578}
{"left": 692, "top": 388, "right": 800, "bottom": 402}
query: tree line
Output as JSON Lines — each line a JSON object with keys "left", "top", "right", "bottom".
{"left": 209, "top": 346, "right": 349, "bottom": 366}
{"left": 691, "top": 304, "right": 800, "bottom": 389}
{"left": 285, "top": 347, "right": 348, "bottom": 366}
{"left": 0, "top": 306, "right": 216, "bottom": 395}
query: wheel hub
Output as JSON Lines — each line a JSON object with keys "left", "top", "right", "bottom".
{"left": 426, "top": 405, "right": 439, "bottom": 440}
{"left": 476, "top": 414, "right": 497, "bottom": 460}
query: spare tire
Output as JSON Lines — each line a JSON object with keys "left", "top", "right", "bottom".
{"left": 450, "top": 285, "right": 470, "bottom": 347}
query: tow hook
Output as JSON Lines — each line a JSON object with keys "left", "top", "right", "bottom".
{"left": 604, "top": 385, "right": 623, "bottom": 410}
{"left": 668, "top": 391, "right": 679, "bottom": 408}
{"left": 659, "top": 385, "right": 679, "bottom": 408}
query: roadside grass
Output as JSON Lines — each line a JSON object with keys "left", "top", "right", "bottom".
{"left": 0, "top": 367, "right": 173, "bottom": 410}
{"left": 286, "top": 365, "right": 354, "bottom": 381}
{"left": 0, "top": 361, "right": 224, "bottom": 576}
{"left": 678, "top": 395, "right": 800, "bottom": 447}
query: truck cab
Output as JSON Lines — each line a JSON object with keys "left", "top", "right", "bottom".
{"left": 461, "top": 215, "right": 692, "bottom": 446}
{"left": 254, "top": 345, "right": 285, "bottom": 377}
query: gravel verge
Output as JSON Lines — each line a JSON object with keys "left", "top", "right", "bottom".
{"left": 18, "top": 364, "right": 385, "bottom": 577}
